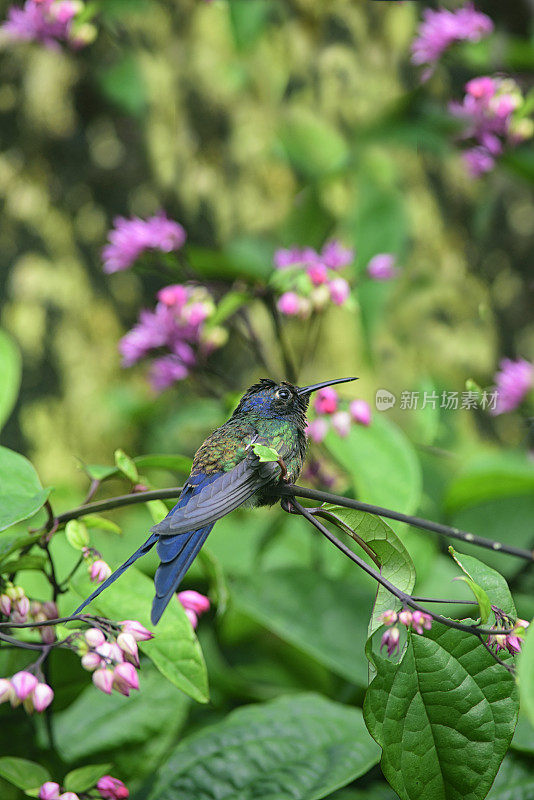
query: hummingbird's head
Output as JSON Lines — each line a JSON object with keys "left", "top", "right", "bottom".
{"left": 232, "top": 377, "right": 357, "bottom": 420}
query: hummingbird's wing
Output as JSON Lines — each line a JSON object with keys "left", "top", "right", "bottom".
{"left": 150, "top": 450, "right": 280, "bottom": 536}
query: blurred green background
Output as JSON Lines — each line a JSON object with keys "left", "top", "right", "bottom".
{"left": 0, "top": 0, "right": 534, "bottom": 797}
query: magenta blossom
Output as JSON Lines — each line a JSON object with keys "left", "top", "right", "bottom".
{"left": 380, "top": 626, "right": 400, "bottom": 657}
{"left": 329, "top": 277, "right": 350, "bottom": 306}
{"left": 1, "top": 0, "right": 85, "bottom": 50}
{"left": 491, "top": 357, "right": 533, "bottom": 415}
{"left": 411, "top": 3, "right": 493, "bottom": 79}
{"left": 97, "top": 776, "right": 129, "bottom": 800}
{"left": 11, "top": 671, "right": 38, "bottom": 701}
{"left": 92, "top": 668, "right": 114, "bottom": 695}
{"left": 177, "top": 590, "right": 210, "bottom": 629}
{"left": 277, "top": 291, "right": 301, "bottom": 316}
{"left": 90, "top": 559, "right": 112, "bottom": 583}
{"left": 314, "top": 387, "right": 338, "bottom": 415}
{"left": 367, "top": 254, "right": 398, "bottom": 281}
{"left": 112, "top": 662, "right": 139, "bottom": 696}
{"left": 39, "top": 783, "right": 61, "bottom": 800}
{"left": 305, "top": 418, "right": 329, "bottom": 444}
{"left": 321, "top": 239, "right": 354, "bottom": 270}
{"left": 350, "top": 399, "right": 371, "bottom": 426}
{"left": 102, "top": 212, "right": 186, "bottom": 273}
{"left": 331, "top": 410, "right": 351, "bottom": 438}
{"left": 31, "top": 682, "right": 54, "bottom": 712}
{"left": 119, "top": 620, "right": 154, "bottom": 641}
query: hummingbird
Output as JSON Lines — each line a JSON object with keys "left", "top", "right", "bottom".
{"left": 74, "top": 376, "right": 356, "bottom": 625}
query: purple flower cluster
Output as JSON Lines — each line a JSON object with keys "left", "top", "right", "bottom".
{"left": 120, "top": 284, "right": 227, "bottom": 391}
{"left": 306, "top": 386, "right": 371, "bottom": 444}
{"left": 1, "top": 0, "right": 94, "bottom": 49}
{"left": 379, "top": 608, "right": 432, "bottom": 657}
{"left": 488, "top": 607, "right": 529, "bottom": 655}
{"left": 490, "top": 357, "right": 533, "bottom": 415}
{"left": 177, "top": 590, "right": 210, "bottom": 629}
{"left": 102, "top": 212, "right": 186, "bottom": 274}
{"left": 0, "top": 671, "right": 53, "bottom": 713}
{"left": 39, "top": 775, "right": 128, "bottom": 800}
{"left": 79, "top": 620, "right": 152, "bottom": 697}
{"left": 273, "top": 240, "right": 353, "bottom": 318}
{"left": 411, "top": 3, "right": 493, "bottom": 80}
{"left": 450, "top": 77, "right": 533, "bottom": 176}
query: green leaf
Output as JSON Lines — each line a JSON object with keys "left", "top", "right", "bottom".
{"left": 454, "top": 576, "right": 491, "bottom": 624}
{"left": 518, "top": 616, "right": 534, "bottom": 729}
{"left": 114, "top": 449, "right": 139, "bottom": 483}
{"left": 0, "top": 329, "right": 21, "bottom": 432}
{"left": 134, "top": 454, "right": 192, "bottom": 474}
{"left": 320, "top": 504, "right": 415, "bottom": 637}
{"left": 71, "top": 567, "right": 209, "bottom": 703}
{"left": 82, "top": 463, "right": 118, "bottom": 481}
{"left": 147, "top": 693, "right": 380, "bottom": 800}
{"left": 65, "top": 519, "right": 90, "bottom": 550}
{"left": 324, "top": 414, "right": 422, "bottom": 513}
{"left": 445, "top": 452, "right": 534, "bottom": 514}
{"left": 280, "top": 109, "right": 349, "bottom": 178}
{"left": 64, "top": 763, "right": 112, "bottom": 793}
{"left": 486, "top": 753, "right": 534, "bottom": 800}
{"left": 448, "top": 549, "right": 516, "bottom": 617}
{"left": 229, "top": 0, "right": 271, "bottom": 51}
{"left": 0, "top": 554, "right": 47, "bottom": 573}
{"left": 253, "top": 443, "right": 280, "bottom": 463}
{"left": 364, "top": 625, "right": 519, "bottom": 800}
{"left": 145, "top": 499, "right": 169, "bottom": 524}
{"left": 208, "top": 291, "right": 250, "bottom": 326}
{"left": 232, "top": 567, "right": 374, "bottom": 686}
{"left": 0, "top": 758, "right": 50, "bottom": 791}
{"left": 97, "top": 54, "right": 147, "bottom": 116}
{"left": 0, "top": 446, "right": 51, "bottom": 532}
{"left": 83, "top": 515, "right": 122, "bottom": 535}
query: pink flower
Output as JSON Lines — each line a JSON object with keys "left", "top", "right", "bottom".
{"left": 32, "top": 682, "right": 54, "bottom": 712}
{"left": 0, "top": 679, "right": 14, "bottom": 704}
{"left": 90, "top": 560, "right": 112, "bottom": 583}
{"left": 39, "top": 783, "right": 61, "bottom": 800}
{"left": 149, "top": 355, "right": 190, "bottom": 392}
{"left": 102, "top": 212, "right": 186, "bottom": 273}
{"left": 491, "top": 357, "right": 533, "bottom": 415}
{"left": 328, "top": 277, "right": 350, "bottom": 306}
{"left": 0, "top": 594, "right": 11, "bottom": 616}
{"left": 157, "top": 284, "right": 188, "bottom": 307}
{"left": 85, "top": 628, "right": 106, "bottom": 648}
{"left": 411, "top": 611, "right": 432, "bottom": 634}
{"left": 112, "top": 662, "right": 139, "bottom": 696}
{"left": 273, "top": 247, "right": 303, "bottom": 269}
{"left": 81, "top": 652, "right": 102, "bottom": 671}
{"left": 380, "top": 626, "right": 400, "bottom": 657}
{"left": 305, "top": 418, "right": 329, "bottom": 444}
{"left": 306, "top": 262, "right": 329, "bottom": 286}
{"left": 411, "top": 3, "right": 493, "bottom": 76}
{"left": 177, "top": 590, "right": 210, "bottom": 614}
{"left": 1, "top": 0, "right": 84, "bottom": 50}
{"left": 59, "top": 794, "right": 79, "bottom": 800}
{"left": 14, "top": 595, "right": 30, "bottom": 620}
{"left": 321, "top": 239, "right": 354, "bottom": 270}
{"left": 463, "top": 147, "right": 495, "bottom": 176}
{"left": 119, "top": 620, "right": 154, "bottom": 641}
{"left": 97, "top": 776, "right": 129, "bottom": 800}
{"left": 277, "top": 291, "right": 301, "bottom": 316}
{"left": 117, "top": 632, "right": 139, "bottom": 667}
{"left": 367, "top": 254, "right": 398, "bottom": 281}
{"left": 183, "top": 608, "right": 198, "bottom": 628}
{"left": 11, "top": 671, "right": 38, "bottom": 701}
{"left": 350, "top": 399, "right": 371, "bottom": 426}
{"left": 379, "top": 610, "right": 398, "bottom": 626}
{"left": 42, "top": 601, "right": 59, "bottom": 619}
{"left": 331, "top": 411, "right": 351, "bottom": 438}
{"left": 314, "top": 387, "right": 338, "bottom": 415}
{"left": 92, "top": 668, "right": 114, "bottom": 695}
{"left": 398, "top": 610, "right": 413, "bottom": 626}
{"left": 466, "top": 76, "right": 496, "bottom": 100}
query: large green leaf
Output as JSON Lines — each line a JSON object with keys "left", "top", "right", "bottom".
{"left": 0, "top": 758, "right": 50, "bottom": 791}
{"left": 364, "top": 625, "right": 519, "bottom": 800}
{"left": 320, "top": 505, "right": 416, "bottom": 637}
{"left": 147, "top": 693, "right": 380, "bottom": 800}
{"left": 486, "top": 753, "right": 534, "bottom": 800}
{"left": 445, "top": 452, "right": 534, "bottom": 514}
{"left": 0, "top": 329, "right": 21, "bottom": 432}
{"left": 71, "top": 567, "right": 209, "bottom": 703}
{"left": 64, "top": 764, "right": 112, "bottom": 793}
{"left": 324, "top": 414, "right": 422, "bottom": 513}
{"left": 0, "top": 446, "right": 50, "bottom": 532}
{"left": 449, "top": 550, "right": 516, "bottom": 617}
{"left": 231, "top": 567, "right": 373, "bottom": 685}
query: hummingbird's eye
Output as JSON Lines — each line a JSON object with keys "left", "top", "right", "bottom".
{"left": 277, "top": 388, "right": 291, "bottom": 401}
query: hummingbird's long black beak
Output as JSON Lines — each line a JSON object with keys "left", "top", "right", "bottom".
{"left": 296, "top": 377, "right": 358, "bottom": 396}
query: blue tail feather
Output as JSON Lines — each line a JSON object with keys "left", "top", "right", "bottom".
{"left": 73, "top": 533, "right": 158, "bottom": 616}
{"left": 151, "top": 524, "right": 213, "bottom": 625}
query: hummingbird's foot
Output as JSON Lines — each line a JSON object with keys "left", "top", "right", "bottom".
{"left": 280, "top": 496, "right": 297, "bottom": 514}
{"left": 277, "top": 457, "right": 291, "bottom": 483}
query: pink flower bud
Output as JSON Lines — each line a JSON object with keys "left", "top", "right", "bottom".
{"left": 117, "top": 633, "right": 139, "bottom": 666}
{"left": 398, "top": 610, "right": 412, "bottom": 627}
{"left": 90, "top": 560, "right": 112, "bottom": 583}
{"left": 314, "top": 387, "right": 338, "bottom": 415}
{"left": 113, "top": 662, "right": 139, "bottom": 696}
{"left": 328, "top": 277, "right": 350, "bottom": 305}
{"left": 59, "top": 794, "right": 80, "bottom": 800}
{"left": 466, "top": 76, "right": 496, "bottom": 100}
{"left": 14, "top": 596, "right": 30, "bottom": 619}
{"left": 92, "top": 668, "right": 114, "bottom": 694}
{"left": 40, "top": 625, "right": 56, "bottom": 645}
{"left": 32, "top": 683, "right": 54, "bottom": 712}
{"left": 306, "top": 418, "right": 329, "bottom": 444}
{"left": 97, "top": 775, "right": 129, "bottom": 799}
{"left": 96, "top": 642, "right": 123, "bottom": 664}
{"left": 506, "top": 635, "right": 522, "bottom": 655}
{"left": 379, "top": 610, "right": 397, "bottom": 626}
{"left": 85, "top": 628, "right": 106, "bottom": 648}
{"left": 349, "top": 399, "right": 371, "bottom": 426}
{"left": 42, "top": 601, "right": 59, "bottom": 620}
{"left": 306, "top": 262, "right": 329, "bottom": 286}
{"left": 177, "top": 590, "right": 210, "bottom": 614}
{"left": 277, "top": 291, "right": 301, "bottom": 316}
{"left": 39, "top": 782, "right": 61, "bottom": 800}
{"left": 183, "top": 608, "right": 198, "bottom": 629}
{"left": 367, "top": 254, "right": 398, "bottom": 281}
{"left": 81, "top": 652, "right": 102, "bottom": 671}
{"left": 331, "top": 411, "right": 351, "bottom": 438}
{"left": 0, "top": 594, "right": 11, "bottom": 616}
{"left": 411, "top": 611, "right": 432, "bottom": 634}
{"left": 380, "top": 626, "right": 400, "bottom": 656}
{"left": 0, "top": 678, "right": 14, "bottom": 704}
{"left": 119, "top": 620, "right": 154, "bottom": 641}
{"left": 157, "top": 284, "right": 188, "bottom": 307}
{"left": 11, "top": 671, "right": 38, "bottom": 700}
{"left": 30, "top": 601, "right": 43, "bottom": 618}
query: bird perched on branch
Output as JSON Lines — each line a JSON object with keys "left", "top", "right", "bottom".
{"left": 74, "top": 377, "right": 356, "bottom": 624}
